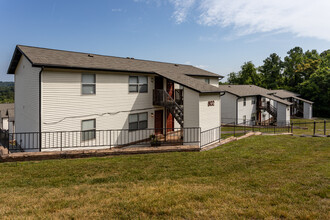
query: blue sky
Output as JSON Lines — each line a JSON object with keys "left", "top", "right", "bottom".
{"left": 0, "top": 0, "right": 329, "bottom": 81}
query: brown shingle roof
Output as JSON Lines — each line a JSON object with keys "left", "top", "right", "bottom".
{"left": 219, "top": 85, "right": 292, "bottom": 105}
{"left": 0, "top": 103, "right": 14, "bottom": 119}
{"left": 272, "top": 89, "right": 313, "bottom": 104}
{"left": 8, "top": 45, "right": 223, "bottom": 93}
{"left": 272, "top": 90, "right": 300, "bottom": 98}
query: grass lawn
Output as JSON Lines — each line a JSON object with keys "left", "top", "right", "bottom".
{"left": 0, "top": 136, "right": 329, "bottom": 219}
{"left": 291, "top": 118, "right": 330, "bottom": 136}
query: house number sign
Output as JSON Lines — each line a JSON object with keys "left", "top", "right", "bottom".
{"left": 208, "top": 101, "right": 215, "bottom": 106}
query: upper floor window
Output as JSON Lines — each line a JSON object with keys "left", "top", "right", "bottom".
{"left": 252, "top": 98, "right": 256, "bottom": 104}
{"left": 129, "top": 76, "right": 148, "bottom": 93}
{"left": 204, "top": 78, "right": 210, "bottom": 84}
{"left": 81, "top": 119, "right": 96, "bottom": 141}
{"left": 129, "top": 112, "right": 148, "bottom": 131}
{"left": 82, "top": 74, "right": 96, "bottom": 94}
{"left": 243, "top": 97, "right": 246, "bottom": 106}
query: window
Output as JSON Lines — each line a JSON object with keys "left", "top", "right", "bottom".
{"left": 129, "top": 112, "right": 148, "bottom": 131}
{"left": 252, "top": 98, "right": 255, "bottom": 104}
{"left": 129, "top": 76, "right": 148, "bottom": 93}
{"left": 82, "top": 74, "right": 96, "bottom": 94}
{"left": 251, "top": 115, "right": 256, "bottom": 121}
{"left": 243, "top": 115, "right": 246, "bottom": 124}
{"left": 81, "top": 119, "right": 96, "bottom": 141}
{"left": 204, "top": 78, "right": 210, "bottom": 84}
{"left": 243, "top": 97, "right": 246, "bottom": 106}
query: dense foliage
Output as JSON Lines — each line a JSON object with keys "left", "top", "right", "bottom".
{"left": 226, "top": 47, "right": 330, "bottom": 117}
{"left": 0, "top": 81, "right": 14, "bottom": 103}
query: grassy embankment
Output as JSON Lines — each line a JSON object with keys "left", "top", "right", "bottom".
{"left": 0, "top": 135, "right": 329, "bottom": 219}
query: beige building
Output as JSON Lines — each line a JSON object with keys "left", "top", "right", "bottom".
{"left": 7, "top": 45, "right": 224, "bottom": 151}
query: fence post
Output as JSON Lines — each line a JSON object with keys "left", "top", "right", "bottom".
{"left": 234, "top": 123, "right": 236, "bottom": 137}
{"left": 313, "top": 121, "right": 316, "bottom": 136}
{"left": 324, "top": 120, "right": 326, "bottom": 136}
{"left": 60, "top": 132, "right": 62, "bottom": 151}
{"left": 110, "top": 130, "right": 112, "bottom": 150}
{"left": 199, "top": 127, "right": 202, "bottom": 148}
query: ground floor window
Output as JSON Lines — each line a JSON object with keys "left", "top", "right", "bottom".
{"left": 81, "top": 119, "right": 96, "bottom": 141}
{"left": 243, "top": 115, "right": 246, "bottom": 124}
{"left": 129, "top": 112, "right": 148, "bottom": 131}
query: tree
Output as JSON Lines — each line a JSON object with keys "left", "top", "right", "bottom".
{"left": 283, "top": 47, "right": 305, "bottom": 91}
{"left": 227, "top": 62, "right": 261, "bottom": 85}
{"left": 259, "top": 53, "right": 283, "bottom": 89}
{"left": 224, "top": 47, "right": 330, "bottom": 117}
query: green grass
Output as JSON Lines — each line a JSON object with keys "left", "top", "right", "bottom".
{"left": 0, "top": 136, "right": 329, "bottom": 219}
{"left": 291, "top": 118, "right": 330, "bottom": 136}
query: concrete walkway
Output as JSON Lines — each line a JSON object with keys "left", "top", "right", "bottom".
{"left": 0, "top": 145, "right": 200, "bottom": 163}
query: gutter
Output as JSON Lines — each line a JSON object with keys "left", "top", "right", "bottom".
{"left": 236, "top": 97, "right": 240, "bottom": 124}
{"left": 39, "top": 66, "right": 44, "bottom": 152}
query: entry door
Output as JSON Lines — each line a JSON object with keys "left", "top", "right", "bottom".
{"left": 154, "top": 110, "right": 163, "bottom": 135}
{"left": 166, "top": 80, "right": 174, "bottom": 131}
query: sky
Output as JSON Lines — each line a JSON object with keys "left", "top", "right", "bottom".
{"left": 0, "top": 0, "right": 329, "bottom": 82}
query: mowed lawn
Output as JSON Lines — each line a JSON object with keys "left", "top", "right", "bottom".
{"left": 0, "top": 136, "right": 329, "bottom": 219}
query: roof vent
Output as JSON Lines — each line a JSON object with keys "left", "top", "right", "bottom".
{"left": 88, "top": 54, "right": 94, "bottom": 57}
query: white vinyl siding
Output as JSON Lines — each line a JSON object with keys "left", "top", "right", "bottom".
{"left": 42, "top": 71, "right": 154, "bottom": 133}
{"left": 14, "top": 56, "right": 40, "bottom": 133}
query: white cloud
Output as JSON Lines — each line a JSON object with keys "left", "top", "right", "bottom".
{"left": 136, "top": 0, "right": 330, "bottom": 41}
{"left": 197, "top": 0, "right": 330, "bottom": 41}
{"left": 168, "top": 0, "right": 196, "bottom": 24}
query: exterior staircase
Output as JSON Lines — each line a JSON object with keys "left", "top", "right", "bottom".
{"left": 260, "top": 101, "right": 277, "bottom": 124}
{"left": 153, "top": 89, "right": 184, "bottom": 127}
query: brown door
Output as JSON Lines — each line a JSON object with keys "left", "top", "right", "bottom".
{"left": 166, "top": 80, "right": 174, "bottom": 131}
{"left": 154, "top": 110, "right": 163, "bottom": 135}
{"left": 166, "top": 80, "right": 174, "bottom": 98}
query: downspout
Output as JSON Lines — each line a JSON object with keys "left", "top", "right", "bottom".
{"left": 235, "top": 96, "right": 240, "bottom": 124}
{"left": 39, "top": 66, "right": 44, "bottom": 152}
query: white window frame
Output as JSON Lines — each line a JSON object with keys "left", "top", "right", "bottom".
{"left": 243, "top": 97, "right": 246, "bottom": 106}
{"left": 129, "top": 112, "right": 148, "bottom": 131}
{"left": 204, "top": 78, "right": 210, "bottom": 84}
{"left": 81, "top": 119, "right": 96, "bottom": 141}
{"left": 82, "top": 74, "right": 96, "bottom": 95}
{"left": 129, "top": 76, "right": 148, "bottom": 93}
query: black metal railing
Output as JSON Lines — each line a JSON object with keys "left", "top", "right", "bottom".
{"left": 0, "top": 127, "right": 200, "bottom": 152}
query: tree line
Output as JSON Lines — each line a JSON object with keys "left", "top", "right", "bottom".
{"left": 0, "top": 82, "right": 14, "bottom": 104}
{"left": 224, "top": 47, "right": 330, "bottom": 117}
